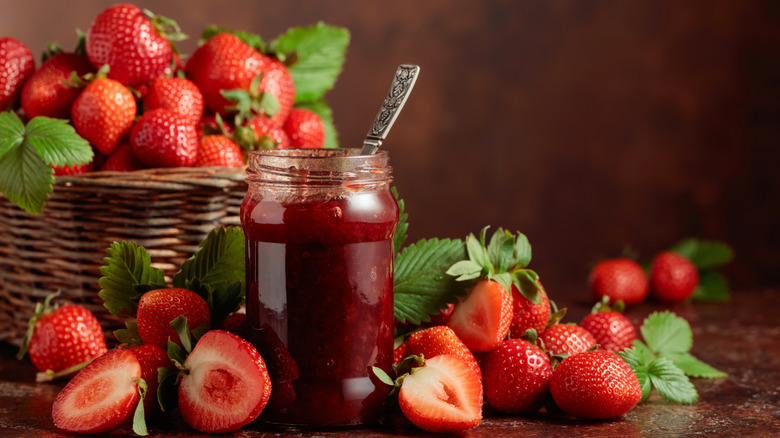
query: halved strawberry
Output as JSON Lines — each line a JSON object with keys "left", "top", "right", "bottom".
{"left": 52, "top": 349, "right": 144, "bottom": 434}
{"left": 402, "top": 325, "right": 482, "bottom": 382}
{"left": 178, "top": 330, "right": 272, "bottom": 433}
{"left": 447, "top": 280, "right": 512, "bottom": 352}
{"left": 397, "top": 355, "right": 482, "bottom": 433}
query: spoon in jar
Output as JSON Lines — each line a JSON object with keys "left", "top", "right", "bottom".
{"left": 361, "top": 64, "right": 420, "bottom": 155}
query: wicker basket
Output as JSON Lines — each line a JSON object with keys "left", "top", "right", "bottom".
{"left": 0, "top": 167, "right": 246, "bottom": 347}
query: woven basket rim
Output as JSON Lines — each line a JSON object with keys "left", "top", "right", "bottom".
{"left": 54, "top": 166, "right": 247, "bottom": 190}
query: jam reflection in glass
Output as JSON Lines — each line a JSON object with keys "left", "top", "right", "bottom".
{"left": 241, "top": 149, "right": 398, "bottom": 427}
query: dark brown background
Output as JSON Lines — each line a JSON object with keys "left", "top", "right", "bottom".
{"left": 3, "top": 0, "right": 778, "bottom": 293}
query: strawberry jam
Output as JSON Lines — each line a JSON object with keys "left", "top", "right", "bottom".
{"left": 241, "top": 149, "right": 398, "bottom": 427}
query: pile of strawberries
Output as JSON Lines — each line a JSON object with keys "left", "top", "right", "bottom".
{"left": 0, "top": 3, "right": 325, "bottom": 175}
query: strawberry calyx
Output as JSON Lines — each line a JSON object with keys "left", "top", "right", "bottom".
{"left": 143, "top": 8, "right": 187, "bottom": 51}
{"left": 591, "top": 296, "right": 626, "bottom": 314}
{"left": 446, "top": 226, "right": 542, "bottom": 304}
{"left": 17, "top": 291, "right": 60, "bottom": 360}
{"left": 544, "top": 299, "right": 567, "bottom": 330}
{"left": 200, "top": 25, "right": 266, "bottom": 53}
{"left": 222, "top": 73, "right": 281, "bottom": 126}
{"left": 132, "top": 377, "right": 149, "bottom": 436}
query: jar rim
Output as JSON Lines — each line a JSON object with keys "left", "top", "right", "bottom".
{"left": 246, "top": 148, "right": 392, "bottom": 185}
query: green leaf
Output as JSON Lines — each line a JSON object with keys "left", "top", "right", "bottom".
{"left": 173, "top": 226, "right": 245, "bottom": 294}
{"left": 274, "top": 23, "right": 350, "bottom": 103}
{"left": 167, "top": 339, "right": 188, "bottom": 369}
{"left": 647, "top": 356, "right": 698, "bottom": 404}
{"left": 617, "top": 347, "right": 653, "bottom": 402}
{"left": 511, "top": 270, "right": 541, "bottom": 305}
{"left": 170, "top": 316, "right": 193, "bottom": 353}
{"left": 394, "top": 238, "right": 467, "bottom": 324}
{"left": 372, "top": 366, "right": 395, "bottom": 387}
{"left": 0, "top": 111, "right": 25, "bottom": 161}
{"left": 671, "top": 238, "right": 734, "bottom": 270}
{"left": 25, "top": 116, "right": 92, "bottom": 167}
{"left": 665, "top": 352, "right": 727, "bottom": 378}
{"left": 98, "top": 241, "right": 166, "bottom": 317}
{"left": 157, "top": 367, "right": 179, "bottom": 412}
{"left": 465, "top": 232, "right": 490, "bottom": 271}
{"left": 207, "top": 281, "right": 243, "bottom": 325}
{"left": 641, "top": 311, "right": 693, "bottom": 355}
{"left": 514, "top": 232, "right": 532, "bottom": 268}
{"left": 294, "top": 99, "right": 338, "bottom": 148}
{"left": 446, "top": 260, "right": 482, "bottom": 279}
{"left": 692, "top": 270, "right": 730, "bottom": 302}
{"left": 391, "top": 187, "right": 408, "bottom": 254}
{"left": 132, "top": 378, "right": 148, "bottom": 436}
{"left": 492, "top": 272, "right": 512, "bottom": 295}
{"left": 0, "top": 138, "right": 52, "bottom": 215}
{"left": 113, "top": 321, "right": 143, "bottom": 347}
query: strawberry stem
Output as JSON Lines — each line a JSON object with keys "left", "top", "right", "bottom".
{"left": 35, "top": 357, "right": 93, "bottom": 383}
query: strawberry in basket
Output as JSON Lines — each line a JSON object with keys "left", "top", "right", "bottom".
{"left": 17, "top": 292, "right": 108, "bottom": 382}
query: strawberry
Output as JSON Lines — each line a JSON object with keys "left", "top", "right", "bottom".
{"left": 143, "top": 77, "right": 204, "bottom": 125}
{"left": 509, "top": 281, "right": 551, "bottom": 338}
{"left": 184, "top": 32, "right": 295, "bottom": 123}
{"left": 130, "top": 108, "right": 199, "bottom": 168}
{"left": 243, "top": 116, "right": 291, "bottom": 149}
{"left": 18, "top": 294, "right": 107, "bottom": 380}
{"left": 649, "top": 251, "right": 699, "bottom": 303}
{"left": 128, "top": 344, "right": 173, "bottom": 418}
{"left": 196, "top": 134, "right": 245, "bottom": 168}
{"left": 21, "top": 52, "right": 94, "bottom": 119}
{"left": 52, "top": 160, "right": 95, "bottom": 176}
{"left": 397, "top": 355, "right": 482, "bottom": 433}
{"left": 200, "top": 113, "right": 235, "bottom": 138}
{"left": 447, "top": 280, "right": 512, "bottom": 352}
{"left": 0, "top": 37, "right": 35, "bottom": 111}
{"left": 135, "top": 288, "right": 211, "bottom": 349}
{"left": 178, "top": 330, "right": 272, "bottom": 433}
{"left": 549, "top": 349, "right": 641, "bottom": 419}
{"left": 282, "top": 108, "right": 325, "bottom": 148}
{"left": 85, "top": 4, "right": 178, "bottom": 86}
{"left": 52, "top": 349, "right": 143, "bottom": 434}
{"left": 71, "top": 77, "right": 136, "bottom": 155}
{"left": 481, "top": 338, "right": 552, "bottom": 414}
{"left": 588, "top": 258, "right": 649, "bottom": 306}
{"left": 402, "top": 325, "right": 482, "bottom": 382}
{"left": 393, "top": 342, "right": 407, "bottom": 368}
{"left": 216, "top": 312, "right": 248, "bottom": 339}
{"left": 580, "top": 299, "right": 637, "bottom": 352}
{"left": 100, "top": 143, "right": 144, "bottom": 171}
{"left": 540, "top": 323, "right": 597, "bottom": 356}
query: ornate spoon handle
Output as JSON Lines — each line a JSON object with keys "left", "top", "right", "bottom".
{"left": 361, "top": 64, "right": 420, "bottom": 155}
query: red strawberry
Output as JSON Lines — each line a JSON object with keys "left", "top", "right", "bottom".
{"left": 143, "top": 77, "right": 204, "bottom": 125}
{"left": 21, "top": 52, "right": 94, "bottom": 119}
{"left": 393, "top": 342, "right": 407, "bottom": 368}
{"left": 199, "top": 113, "right": 235, "bottom": 138}
{"left": 136, "top": 288, "right": 211, "bottom": 349}
{"left": 509, "top": 281, "right": 551, "bottom": 338}
{"left": 398, "top": 355, "right": 482, "bottom": 433}
{"left": 52, "top": 160, "right": 95, "bottom": 176}
{"left": 71, "top": 77, "right": 136, "bottom": 155}
{"left": 185, "top": 32, "right": 295, "bottom": 123}
{"left": 282, "top": 108, "right": 325, "bottom": 148}
{"left": 403, "top": 326, "right": 482, "bottom": 382}
{"left": 481, "top": 338, "right": 553, "bottom": 414}
{"left": 52, "top": 349, "right": 143, "bottom": 434}
{"left": 580, "top": 301, "right": 637, "bottom": 352}
{"left": 0, "top": 37, "right": 35, "bottom": 110}
{"left": 243, "top": 116, "right": 291, "bottom": 149}
{"left": 589, "top": 258, "right": 649, "bottom": 306}
{"left": 196, "top": 134, "right": 245, "bottom": 168}
{"left": 128, "top": 344, "right": 172, "bottom": 418}
{"left": 649, "top": 251, "right": 699, "bottom": 303}
{"left": 85, "top": 4, "right": 174, "bottom": 86}
{"left": 549, "top": 349, "right": 641, "bottom": 419}
{"left": 178, "top": 330, "right": 272, "bottom": 433}
{"left": 130, "top": 108, "right": 199, "bottom": 168}
{"left": 100, "top": 143, "right": 144, "bottom": 171}
{"left": 540, "top": 323, "right": 597, "bottom": 356}
{"left": 216, "top": 312, "right": 248, "bottom": 339}
{"left": 447, "top": 280, "right": 512, "bottom": 352}
{"left": 18, "top": 296, "right": 107, "bottom": 379}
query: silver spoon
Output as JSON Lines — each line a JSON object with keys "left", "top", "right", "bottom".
{"left": 361, "top": 64, "right": 420, "bottom": 155}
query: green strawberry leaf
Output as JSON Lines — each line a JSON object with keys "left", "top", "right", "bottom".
{"left": 157, "top": 366, "right": 179, "bottom": 413}
{"left": 492, "top": 272, "right": 512, "bottom": 295}
{"left": 446, "top": 260, "right": 483, "bottom": 281}
{"left": 511, "top": 270, "right": 542, "bottom": 305}
{"left": 274, "top": 23, "right": 350, "bottom": 103}
{"left": 671, "top": 238, "right": 734, "bottom": 270}
{"left": 391, "top": 187, "right": 408, "bottom": 254}
{"left": 173, "top": 226, "right": 245, "bottom": 294}
{"left": 294, "top": 99, "right": 338, "bottom": 148}
{"left": 0, "top": 112, "right": 92, "bottom": 215}
{"left": 617, "top": 347, "right": 653, "bottom": 402}
{"left": 692, "top": 270, "right": 730, "bottom": 302}
{"left": 514, "top": 232, "right": 532, "bottom": 268}
{"left": 465, "top": 231, "right": 491, "bottom": 273}
{"left": 640, "top": 311, "right": 693, "bottom": 355}
{"left": 394, "top": 238, "right": 467, "bottom": 324}
{"left": 98, "top": 241, "right": 166, "bottom": 318}
{"left": 167, "top": 338, "right": 188, "bottom": 368}
{"left": 113, "top": 321, "right": 143, "bottom": 347}
{"left": 665, "top": 352, "right": 727, "bottom": 378}
{"left": 132, "top": 378, "right": 148, "bottom": 436}
{"left": 647, "top": 356, "right": 698, "bottom": 404}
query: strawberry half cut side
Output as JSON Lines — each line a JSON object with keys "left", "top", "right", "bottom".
{"left": 178, "top": 330, "right": 272, "bottom": 433}
{"left": 398, "top": 355, "right": 483, "bottom": 433}
{"left": 447, "top": 280, "right": 512, "bottom": 352}
{"left": 52, "top": 349, "right": 143, "bottom": 434}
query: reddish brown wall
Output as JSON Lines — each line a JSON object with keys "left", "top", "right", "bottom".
{"left": 3, "top": 0, "right": 778, "bottom": 292}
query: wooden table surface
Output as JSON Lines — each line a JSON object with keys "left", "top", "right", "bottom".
{"left": 1, "top": 288, "right": 778, "bottom": 437}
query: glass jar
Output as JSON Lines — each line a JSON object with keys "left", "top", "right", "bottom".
{"left": 241, "top": 149, "right": 398, "bottom": 427}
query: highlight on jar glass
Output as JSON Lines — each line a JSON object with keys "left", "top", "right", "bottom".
{"left": 240, "top": 148, "right": 399, "bottom": 427}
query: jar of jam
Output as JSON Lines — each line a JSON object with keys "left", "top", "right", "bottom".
{"left": 241, "top": 148, "right": 398, "bottom": 427}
